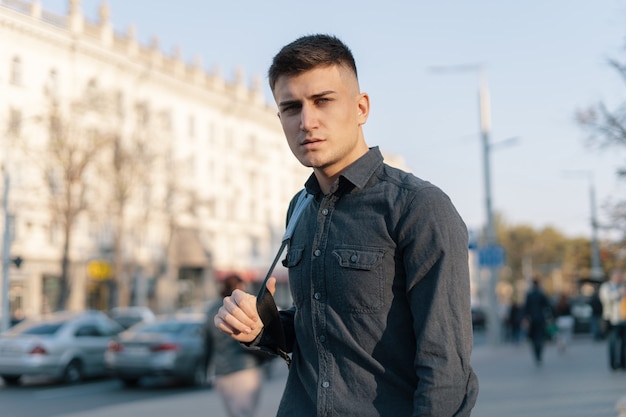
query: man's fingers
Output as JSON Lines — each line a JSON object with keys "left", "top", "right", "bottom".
{"left": 267, "top": 277, "right": 277, "bottom": 297}
{"left": 213, "top": 290, "right": 264, "bottom": 342}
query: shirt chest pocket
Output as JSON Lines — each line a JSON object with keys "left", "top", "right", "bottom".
{"left": 331, "top": 246, "right": 386, "bottom": 314}
{"left": 282, "top": 245, "right": 307, "bottom": 308}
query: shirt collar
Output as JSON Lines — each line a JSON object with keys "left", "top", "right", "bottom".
{"left": 304, "top": 146, "right": 384, "bottom": 195}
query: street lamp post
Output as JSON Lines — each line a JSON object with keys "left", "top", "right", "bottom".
{"left": 430, "top": 64, "right": 503, "bottom": 345}
{"left": 1, "top": 169, "right": 10, "bottom": 332}
{"left": 478, "top": 70, "right": 503, "bottom": 346}
{"left": 588, "top": 177, "right": 603, "bottom": 279}
{"left": 563, "top": 170, "right": 603, "bottom": 279}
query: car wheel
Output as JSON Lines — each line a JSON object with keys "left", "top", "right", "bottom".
{"left": 121, "top": 378, "right": 140, "bottom": 387}
{"left": 188, "top": 360, "right": 208, "bottom": 387}
{"left": 62, "top": 360, "right": 83, "bottom": 384}
{"left": 1, "top": 375, "right": 21, "bottom": 386}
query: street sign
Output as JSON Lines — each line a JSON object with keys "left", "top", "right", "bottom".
{"left": 87, "top": 260, "right": 112, "bottom": 281}
{"left": 478, "top": 245, "right": 505, "bottom": 267}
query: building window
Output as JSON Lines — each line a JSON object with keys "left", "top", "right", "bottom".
{"left": 8, "top": 108, "right": 22, "bottom": 137}
{"left": 115, "top": 91, "right": 125, "bottom": 119}
{"left": 47, "top": 221, "right": 61, "bottom": 246}
{"left": 135, "top": 101, "right": 150, "bottom": 127}
{"left": 159, "top": 110, "right": 172, "bottom": 132}
{"left": 250, "top": 236, "right": 260, "bottom": 260}
{"left": 188, "top": 115, "right": 195, "bottom": 138}
{"left": 85, "top": 78, "right": 100, "bottom": 108}
{"left": 248, "top": 134, "right": 257, "bottom": 154}
{"left": 46, "top": 167, "right": 63, "bottom": 196}
{"left": 10, "top": 56, "right": 22, "bottom": 85}
{"left": 207, "top": 122, "right": 216, "bottom": 146}
{"left": 45, "top": 68, "right": 59, "bottom": 100}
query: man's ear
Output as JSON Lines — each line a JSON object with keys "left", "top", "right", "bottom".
{"left": 357, "top": 92, "right": 370, "bottom": 125}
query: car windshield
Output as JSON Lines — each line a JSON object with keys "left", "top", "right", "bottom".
{"left": 135, "top": 321, "right": 195, "bottom": 335}
{"left": 11, "top": 321, "right": 65, "bottom": 335}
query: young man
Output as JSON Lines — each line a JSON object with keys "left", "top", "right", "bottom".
{"left": 215, "top": 34, "right": 478, "bottom": 416}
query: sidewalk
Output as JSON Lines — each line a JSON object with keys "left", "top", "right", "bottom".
{"left": 245, "top": 335, "right": 626, "bottom": 417}
{"left": 471, "top": 335, "right": 626, "bottom": 417}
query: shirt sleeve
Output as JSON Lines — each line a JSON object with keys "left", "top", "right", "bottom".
{"left": 399, "top": 186, "right": 478, "bottom": 416}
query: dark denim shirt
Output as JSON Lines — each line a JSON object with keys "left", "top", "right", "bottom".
{"left": 263, "top": 147, "right": 478, "bottom": 416}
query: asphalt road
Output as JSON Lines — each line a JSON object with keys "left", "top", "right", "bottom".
{"left": 0, "top": 333, "right": 624, "bottom": 417}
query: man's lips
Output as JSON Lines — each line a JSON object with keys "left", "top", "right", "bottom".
{"left": 301, "top": 137, "right": 323, "bottom": 146}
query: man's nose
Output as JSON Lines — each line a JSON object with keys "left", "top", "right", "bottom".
{"left": 299, "top": 104, "right": 318, "bottom": 131}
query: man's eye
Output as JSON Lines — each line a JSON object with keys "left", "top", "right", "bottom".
{"left": 281, "top": 105, "right": 300, "bottom": 114}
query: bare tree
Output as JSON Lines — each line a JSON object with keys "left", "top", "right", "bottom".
{"left": 576, "top": 57, "right": 626, "bottom": 235}
{"left": 44, "top": 92, "right": 112, "bottom": 310}
{"left": 102, "top": 98, "right": 158, "bottom": 308}
{"left": 577, "top": 59, "right": 626, "bottom": 149}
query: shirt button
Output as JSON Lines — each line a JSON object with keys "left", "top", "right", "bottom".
{"left": 314, "top": 292, "right": 321, "bottom": 300}
{"left": 350, "top": 254, "right": 358, "bottom": 262}
{"left": 319, "top": 335, "right": 326, "bottom": 342}
{"left": 314, "top": 249, "right": 321, "bottom": 257}
{"left": 322, "top": 381, "right": 330, "bottom": 388}
{"left": 322, "top": 208, "right": 329, "bottom": 215}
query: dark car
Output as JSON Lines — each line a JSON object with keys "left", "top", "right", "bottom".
{"left": 105, "top": 313, "right": 209, "bottom": 387}
{"left": 471, "top": 306, "right": 487, "bottom": 330}
{"left": 0, "top": 310, "right": 123, "bottom": 385}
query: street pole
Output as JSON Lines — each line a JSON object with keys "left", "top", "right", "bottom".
{"left": 563, "top": 170, "right": 603, "bottom": 280}
{"left": 1, "top": 169, "right": 10, "bottom": 332}
{"left": 588, "top": 176, "right": 603, "bottom": 279}
{"left": 478, "top": 70, "right": 502, "bottom": 346}
{"left": 429, "top": 64, "right": 504, "bottom": 345}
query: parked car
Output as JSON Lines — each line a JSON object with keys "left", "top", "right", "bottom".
{"left": 105, "top": 313, "right": 209, "bottom": 387}
{"left": 109, "top": 306, "right": 156, "bottom": 329}
{"left": 0, "top": 310, "right": 124, "bottom": 385}
{"left": 471, "top": 306, "right": 487, "bottom": 330}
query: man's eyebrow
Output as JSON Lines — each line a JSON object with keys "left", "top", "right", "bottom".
{"left": 278, "top": 90, "right": 336, "bottom": 108}
{"left": 278, "top": 99, "right": 300, "bottom": 108}
{"left": 311, "top": 90, "right": 336, "bottom": 100}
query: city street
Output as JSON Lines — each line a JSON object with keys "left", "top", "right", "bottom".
{"left": 0, "top": 334, "right": 624, "bottom": 416}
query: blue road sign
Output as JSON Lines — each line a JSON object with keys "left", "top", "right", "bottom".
{"left": 478, "top": 245, "right": 505, "bottom": 267}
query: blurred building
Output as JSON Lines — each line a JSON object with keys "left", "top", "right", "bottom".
{"left": 0, "top": 0, "right": 311, "bottom": 315}
{"left": 0, "top": 0, "right": 410, "bottom": 316}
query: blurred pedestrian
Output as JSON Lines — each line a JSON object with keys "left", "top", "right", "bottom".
{"left": 207, "top": 274, "right": 265, "bottom": 417}
{"left": 599, "top": 268, "right": 626, "bottom": 370}
{"left": 506, "top": 300, "right": 524, "bottom": 345}
{"left": 9, "top": 308, "right": 25, "bottom": 327}
{"left": 589, "top": 290, "right": 604, "bottom": 341}
{"left": 522, "top": 279, "right": 552, "bottom": 366}
{"left": 553, "top": 293, "right": 574, "bottom": 353}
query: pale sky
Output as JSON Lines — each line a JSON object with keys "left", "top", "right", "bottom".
{"left": 39, "top": 0, "right": 626, "bottom": 239}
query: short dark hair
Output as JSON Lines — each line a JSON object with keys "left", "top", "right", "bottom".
{"left": 268, "top": 34, "right": 358, "bottom": 91}
{"left": 220, "top": 274, "right": 244, "bottom": 298}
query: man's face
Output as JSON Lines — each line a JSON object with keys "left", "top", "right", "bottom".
{"left": 273, "top": 65, "right": 369, "bottom": 183}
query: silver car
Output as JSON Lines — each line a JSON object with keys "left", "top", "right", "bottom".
{"left": 105, "top": 313, "right": 209, "bottom": 387}
{"left": 0, "top": 310, "right": 124, "bottom": 385}
{"left": 109, "top": 306, "right": 156, "bottom": 329}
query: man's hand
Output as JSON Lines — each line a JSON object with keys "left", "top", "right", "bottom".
{"left": 214, "top": 277, "right": 276, "bottom": 343}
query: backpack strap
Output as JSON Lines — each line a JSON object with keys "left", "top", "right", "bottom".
{"left": 255, "top": 190, "right": 311, "bottom": 366}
